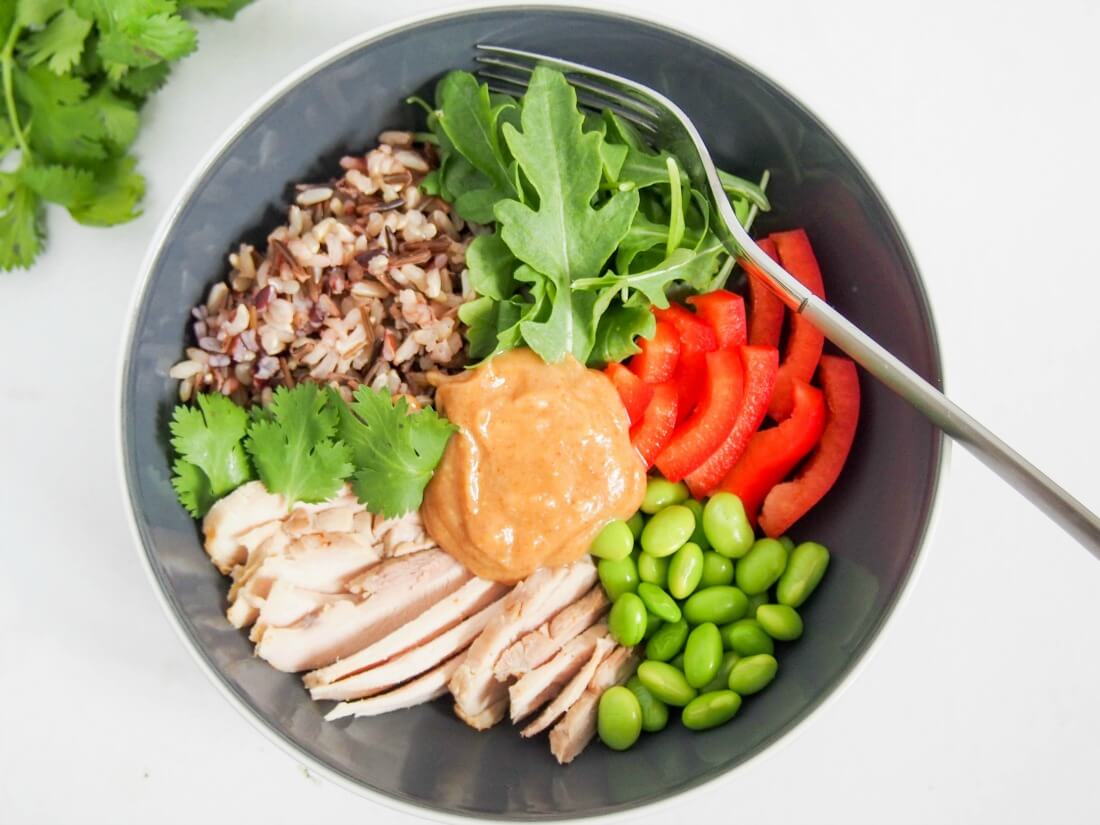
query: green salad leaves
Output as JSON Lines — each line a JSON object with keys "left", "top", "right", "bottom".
{"left": 422, "top": 66, "right": 770, "bottom": 367}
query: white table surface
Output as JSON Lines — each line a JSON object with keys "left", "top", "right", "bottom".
{"left": 3, "top": 0, "right": 1098, "bottom": 822}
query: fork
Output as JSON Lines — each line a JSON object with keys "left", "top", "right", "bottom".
{"left": 474, "top": 45, "right": 1100, "bottom": 560}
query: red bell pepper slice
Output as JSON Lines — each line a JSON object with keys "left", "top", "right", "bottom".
{"left": 630, "top": 320, "right": 680, "bottom": 384}
{"left": 759, "top": 356, "right": 860, "bottom": 537}
{"left": 654, "top": 349, "right": 745, "bottom": 482}
{"left": 746, "top": 237, "right": 784, "bottom": 348}
{"left": 687, "top": 290, "right": 746, "bottom": 350}
{"left": 655, "top": 304, "right": 718, "bottom": 423}
{"left": 605, "top": 362, "right": 654, "bottom": 425}
{"left": 767, "top": 229, "right": 826, "bottom": 421}
{"left": 718, "top": 379, "right": 826, "bottom": 523}
{"left": 630, "top": 381, "right": 679, "bottom": 469}
{"left": 685, "top": 345, "right": 779, "bottom": 497}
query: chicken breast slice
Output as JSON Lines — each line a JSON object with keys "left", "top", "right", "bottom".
{"left": 494, "top": 586, "right": 610, "bottom": 681}
{"left": 453, "top": 698, "right": 509, "bottom": 731}
{"left": 256, "top": 550, "right": 469, "bottom": 672}
{"left": 310, "top": 597, "right": 506, "bottom": 702}
{"left": 304, "top": 577, "right": 510, "bottom": 688}
{"left": 549, "top": 646, "right": 642, "bottom": 764}
{"left": 509, "top": 622, "right": 609, "bottom": 722}
{"left": 258, "top": 580, "right": 358, "bottom": 629}
{"left": 521, "top": 637, "right": 615, "bottom": 737}
{"left": 324, "top": 655, "right": 464, "bottom": 721}
{"left": 203, "top": 481, "right": 287, "bottom": 574}
{"left": 449, "top": 558, "right": 597, "bottom": 725}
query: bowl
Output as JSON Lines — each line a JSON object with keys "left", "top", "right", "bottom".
{"left": 119, "top": 5, "right": 944, "bottom": 820}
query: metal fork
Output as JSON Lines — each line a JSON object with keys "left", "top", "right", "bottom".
{"left": 474, "top": 45, "right": 1100, "bottom": 560}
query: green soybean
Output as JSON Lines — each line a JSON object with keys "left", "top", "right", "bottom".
{"left": 646, "top": 618, "right": 689, "bottom": 662}
{"left": 683, "top": 498, "right": 711, "bottom": 550}
{"left": 638, "top": 582, "right": 682, "bottom": 623}
{"left": 778, "top": 535, "right": 795, "bottom": 552}
{"left": 735, "top": 538, "right": 789, "bottom": 595}
{"left": 590, "top": 519, "right": 635, "bottom": 561}
{"left": 720, "top": 619, "right": 775, "bottom": 656}
{"left": 699, "top": 551, "right": 735, "bottom": 588}
{"left": 637, "top": 552, "right": 669, "bottom": 588}
{"left": 598, "top": 556, "right": 638, "bottom": 601}
{"left": 642, "top": 612, "right": 663, "bottom": 641}
{"left": 702, "top": 650, "right": 741, "bottom": 692}
{"left": 683, "top": 586, "right": 748, "bottom": 625}
{"left": 745, "top": 591, "right": 768, "bottom": 618}
{"left": 727, "top": 654, "right": 778, "bottom": 695}
{"left": 668, "top": 542, "right": 704, "bottom": 599}
{"left": 609, "top": 592, "right": 647, "bottom": 646}
{"left": 598, "top": 686, "right": 643, "bottom": 750}
{"left": 626, "top": 511, "right": 645, "bottom": 540}
{"left": 627, "top": 676, "right": 669, "bottom": 733}
{"left": 702, "top": 492, "right": 755, "bottom": 558}
{"left": 637, "top": 660, "right": 697, "bottom": 707}
{"left": 684, "top": 622, "right": 723, "bottom": 688}
{"left": 777, "top": 541, "right": 830, "bottom": 607}
{"left": 640, "top": 505, "right": 695, "bottom": 557}
{"left": 682, "top": 690, "right": 742, "bottom": 730}
{"left": 641, "top": 478, "right": 690, "bottom": 513}
{"left": 756, "top": 604, "right": 803, "bottom": 641}
{"left": 670, "top": 652, "right": 686, "bottom": 671}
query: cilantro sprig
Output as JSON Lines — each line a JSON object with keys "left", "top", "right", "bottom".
{"left": 0, "top": 0, "right": 254, "bottom": 271}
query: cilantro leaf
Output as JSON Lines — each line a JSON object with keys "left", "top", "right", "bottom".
{"left": 113, "top": 61, "right": 170, "bottom": 97}
{"left": 19, "top": 8, "right": 92, "bottom": 75}
{"left": 92, "top": 87, "right": 140, "bottom": 151}
{"left": 171, "top": 457, "right": 215, "bottom": 518}
{"left": 177, "top": 0, "right": 254, "bottom": 19}
{"left": 335, "top": 387, "right": 456, "bottom": 518}
{"left": 169, "top": 392, "right": 253, "bottom": 504}
{"left": 0, "top": 173, "right": 43, "bottom": 270}
{"left": 20, "top": 162, "right": 96, "bottom": 207}
{"left": 14, "top": 66, "right": 108, "bottom": 163}
{"left": 16, "top": 0, "right": 67, "bottom": 28}
{"left": 244, "top": 384, "right": 353, "bottom": 507}
{"left": 68, "top": 155, "right": 144, "bottom": 225}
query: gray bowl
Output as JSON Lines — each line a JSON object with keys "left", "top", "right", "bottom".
{"left": 120, "top": 6, "right": 943, "bottom": 821}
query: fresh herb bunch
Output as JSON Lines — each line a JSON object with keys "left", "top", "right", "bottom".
{"left": 419, "top": 67, "right": 770, "bottom": 367}
{"left": 0, "top": 0, "right": 254, "bottom": 270}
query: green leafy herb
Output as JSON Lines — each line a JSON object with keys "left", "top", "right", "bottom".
{"left": 169, "top": 392, "right": 253, "bottom": 517}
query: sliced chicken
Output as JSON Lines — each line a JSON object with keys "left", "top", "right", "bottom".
{"left": 258, "top": 580, "right": 358, "bottom": 629}
{"left": 495, "top": 586, "right": 610, "bottom": 681}
{"left": 324, "top": 655, "right": 464, "bottom": 721}
{"left": 450, "top": 558, "right": 597, "bottom": 726}
{"left": 228, "top": 529, "right": 290, "bottom": 603}
{"left": 509, "top": 622, "right": 609, "bottom": 722}
{"left": 373, "top": 510, "right": 435, "bottom": 558}
{"left": 310, "top": 598, "right": 505, "bottom": 702}
{"left": 256, "top": 550, "right": 470, "bottom": 672}
{"left": 255, "top": 534, "right": 381, "bottom": 594}
{"left": 203, "top": 481, "right": 287, "bottom": 574}
{"left": 304, "top": 577, "right": 510, "bottom": 688}
{"left": 453, "top": 698, "right": 509, "bottom": 731}
{"left": 549, "top": 646, "right": 642, "bottom": 764}
{"left": 521, "top": 637, "right": 615, "bottom": 737}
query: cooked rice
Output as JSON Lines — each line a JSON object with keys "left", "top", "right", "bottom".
{"left": 172, "top": 133, "right": 477, "bottom": 408}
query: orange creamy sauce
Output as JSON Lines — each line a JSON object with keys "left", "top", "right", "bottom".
{"left": 421, "top": 348, "right": 646, "bottom": 583}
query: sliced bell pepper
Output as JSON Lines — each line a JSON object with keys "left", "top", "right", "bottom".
{"left": 685, "top": 345, "right": 779, "bottom": 497}
{"left": 605, "top": 362, "right": 654, "bottom": 425}
{"left": 767, "top": 229, "right": 826, "bottom": 421}
{"left": 655, "top": 304, "right": 718, "bottom": 423}
{"left": 630, "top": 320, "right": 680, "bottom": 384}
{"left": 630, "top": 381, "right": 679, "bottom": 469}
{"left": 687, "top": 289, "right": 746, "bottom": 350}
{"left": 759, "top": 356, "right": 860, "bottom": 537}
{"left": 746, "top": 237, "right": 784, "bottom": 348}
{"left": 718, "top": 379, "right": 826, "bottom": 523}
{"left": 654, "top": 349, "right": 745, "bottom": 482}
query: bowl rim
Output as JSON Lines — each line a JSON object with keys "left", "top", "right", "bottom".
{"left": 116, "top": 3, "right": 947, "bottom": 821}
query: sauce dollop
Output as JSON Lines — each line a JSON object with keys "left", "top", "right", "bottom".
{"left": 421, "top": 349, "right": 646, "bottom": 583}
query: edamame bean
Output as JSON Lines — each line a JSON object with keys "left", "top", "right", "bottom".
{"left": 640, "top": 505, "right": 696, "bottom": 557}
{"left": 699, "top": 551, "right": 735, "bottom": 588}
{"left": 684, "top": 622, "right": 723, "bottom": 688}
{"left": 590, "top": 519, "right": 635, "bottom": 561}
{"left": 646, "top": 618, "right": 689, "bottom": 662}
{"left": 777, "top": 541, "right": 830, "bottom": 607}
{"left": 681, "top": 690, "right": 742, "bottom": 730}
{"left": 668, "top": 542, "right": 704, "bottom": 599}
{"left": 778, "top": 535, "right": 795, "bottom": 552}
{"left": 638, "top": 582, "right": 682, "bottom": 623}
{"left": 735, "top": 538, "right": 788, "bottom": 595}
{"left": 745, "top": 591, "right": 768, "bottom": 618}
{"left": 702, "top": 492, "right": 755, "bottom": 558}
{"left": 683, "top": 498, "right": 710, "bottom": 550}
{"left": 637, "top": 552, "right": 669, "bottom": 588}
{"left": 626, "top": 512, "right": 645, "bottom": 540}
{"left": 720, "top": 619, "right": 775, "bottom": 656}
{"left": 627, "top": 676, "right": 669, "bottom": 733}
{"left": 642, "top": 612, "right": 663, "bottom": 641}
{"left": 637, "top": 660, "right": 697, "bottom": 707}
{"left": 609, "top": 592, "right": 647, "bottom": 646}
{"left": 683, "top": 586, "right": 748, "bottom": 625}
{"left": 756, "top": 604, "right": 803, "bottom": 641}
{"left": 598, "top": 556, "right": 639, "bottom": 601}
{"left": 598, "top": 686, "right": 643, "bottom": 750}
{"left": 727, "top": 654, "right": 778, "bottom": 695}
{"left": 670, "top": 652, "right": 686, "bottom": 671}
{"left": 702, "top": 651, "right": 741, "bottom": 693}
{"left": 641, "top": 478, "right": 690, "bottom": 513}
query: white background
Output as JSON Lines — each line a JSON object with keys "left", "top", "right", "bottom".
{"left": 2, "top": 0, "right": 1098, "bottom": 822}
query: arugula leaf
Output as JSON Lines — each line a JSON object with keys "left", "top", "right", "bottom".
{"left": 590, "top": 301, "right": 656, "bottom": 367}
{"left": 0, "top": 172, "right": 43, "bottom": 269}
{"left": 244, "top": 383, "right": 353, "bottom": 507}
{"left": 335, "top": 387, "right": 456, "bottom": 518}
{"left": 465, "top": 232, "right": 517, "bottom": 301}
{"left": 18, "top": 8, "right": 91, "bottom": 74}
{"left": 169, "top": 391, "right": 253, "bottom": 508}
{"left": 574, "top": 245, "right": 722, "bottom": 309}
{"left": 615, "top": 209, "right": 668, "bottom": 274}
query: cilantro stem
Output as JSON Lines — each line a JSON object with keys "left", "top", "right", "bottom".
{"left": 1, "top": 22, "right": 31, "bottom": 159}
